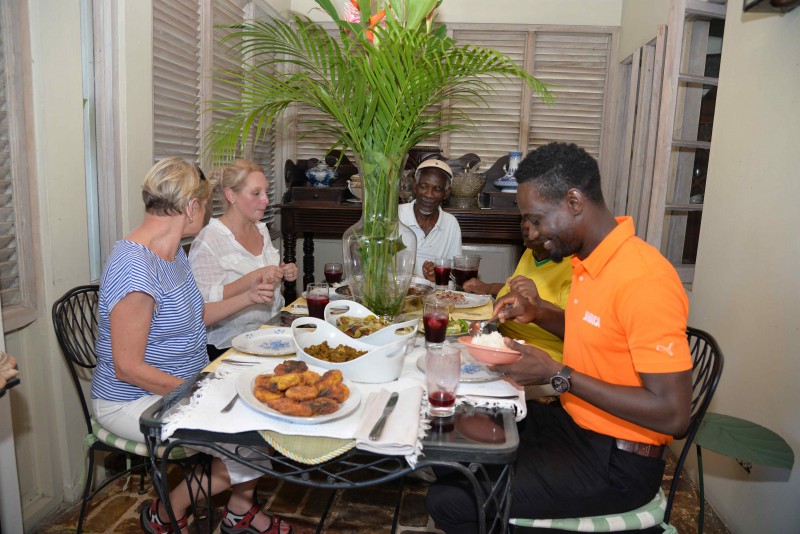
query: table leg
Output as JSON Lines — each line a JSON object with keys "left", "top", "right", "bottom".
{"left": 302, "top": 232, "right": 315, "bottom": 290}
{"left": 283, "top": 233, "right": 297, "bottom": 302}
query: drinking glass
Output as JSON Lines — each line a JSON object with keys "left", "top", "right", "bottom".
{"left": 452, "top": 255, "right": 481, "bottom": 290}
{"left": 433, "top": 258, "right": 452, "bottom": 289}
{"left": 423, "top": 295, "right": 451, "bottom": 346}
{"left": 425, "top": 344, "right": 461, "bottom": 417}
{"left": 306, "top": 282, "right": 330, "bottom": 319}
{"left": 323, "top": 262, "right": 344, "bottom": 284}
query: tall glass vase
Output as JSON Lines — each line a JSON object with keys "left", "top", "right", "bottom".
{"left": 342, "top": 151, "right": 417, "bottom": 318}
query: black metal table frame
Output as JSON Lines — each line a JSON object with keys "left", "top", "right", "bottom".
{"left": 141, "top": 372, "right": 517, "bottom": 534}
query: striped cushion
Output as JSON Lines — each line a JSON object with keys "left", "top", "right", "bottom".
{"left": 88, "top": 418, "right": 194, "bottom": 460}
{"left": 510, "top": 489, "right": 677, "bottom": 533}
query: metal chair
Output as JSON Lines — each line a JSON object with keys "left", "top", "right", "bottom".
{"left": 53, "top": 284, "right": 196, "bottom": 532}
{"left": 510, "top": 326, "right": 724, "bottom": 532}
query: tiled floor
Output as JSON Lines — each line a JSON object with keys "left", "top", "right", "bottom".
{"left": 33, "top": 450, "right": 729, "bottom": 534}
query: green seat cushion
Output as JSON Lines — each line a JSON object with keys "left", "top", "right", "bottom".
{"left": 89, "top": 417, "right": 195, "bottom": 460}
{"left": 510, "top": 489, "right": 676, "bottom": 532}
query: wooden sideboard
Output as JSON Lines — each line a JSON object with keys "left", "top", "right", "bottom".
{"left": 279, "top": 201, "right": 522, "bottom": 301}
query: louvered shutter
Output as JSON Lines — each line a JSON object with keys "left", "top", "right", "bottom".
{"left": 528, "top": 32, "right": 610, "bottom": 159}
{"left": 251, "top": 4, "right": 277, "bottom": 228}
{"left": 0, "top": 23, "right": 21, "bottom": 310}
{"left": 209, "top": 0, "right": 248, "bottom": 218}
{"left": 0, "top": 2, "right": 36, "bottom": 331}
{"left": 152, "top": 0, "right": 201, "bottom": 161}
{"left": 450, "top": 30, "right": 528, "bottom": 163}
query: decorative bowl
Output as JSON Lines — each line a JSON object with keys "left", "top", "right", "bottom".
{"left": 347, "top": 180, "right": 363, "bottom": 201}
{"left": 291, "top": 317, "right": 408, "bottom": 383}
{"left": 457, "top": 336, "right": 521, "bottom": 365}
{"left": 324, "top": 300, "right": 418, "bottom": 347}
{"left": 493, "top": 175, "right": 518, "bottom": 193}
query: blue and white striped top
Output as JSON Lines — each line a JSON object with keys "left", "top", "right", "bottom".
{"left": 91, "top": 241, "right": 209, "bottom": 402}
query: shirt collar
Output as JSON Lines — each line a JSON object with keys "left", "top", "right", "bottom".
{"left": 407, "top": 200, "right": 444, "bottom": 230}
{"left": 570, "top": 216, "right": 634, "bottom": 278}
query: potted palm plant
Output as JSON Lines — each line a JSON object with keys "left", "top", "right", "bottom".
{"left": 207, "top": 0, "right": 551, "bottom": 317}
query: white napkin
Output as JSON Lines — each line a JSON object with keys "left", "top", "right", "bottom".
{"left": 354, "top": 386, "right": 425, "bottom": 463}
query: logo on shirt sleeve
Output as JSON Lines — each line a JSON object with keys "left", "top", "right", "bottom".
{"left": 656, "top": 342, "right": 674, "bottom": 356}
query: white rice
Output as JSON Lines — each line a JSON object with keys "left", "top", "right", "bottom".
{"left": 471, "top": 331, "right": 507, "bottom": 349}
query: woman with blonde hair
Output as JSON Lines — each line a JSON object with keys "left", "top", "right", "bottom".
{"left": 189, "top": 159, "right": 297, "bottom": 357}
{"left": 90, "top": 158, "right": 293, "bottom": 534}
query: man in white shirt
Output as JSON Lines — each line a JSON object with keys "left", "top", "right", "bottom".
{"left": 398, "top": 159, "right": 463, "bottom": 282}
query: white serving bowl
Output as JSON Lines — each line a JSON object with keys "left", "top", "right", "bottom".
{"left": 324, "top": 300, "right": 418, "bottom": 348}
{"left": 291, "top": 317, "right": 408, "bottom": 383}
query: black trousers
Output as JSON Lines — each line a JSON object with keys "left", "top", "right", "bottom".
{"left": 426, "top": 401, "right": 665, "bottom": 534}
{"left": 206, "top": 344, "right": 229, "bottom": 361}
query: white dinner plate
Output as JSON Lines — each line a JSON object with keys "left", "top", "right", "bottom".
{"left": 416, "top": 353, "right": 503, "bottom": 383}
{"left": 235, "top": 362, "right": 362, "bottom": 425}
{"left": 231, "top": 328, "right": 296, "bottom": 356}
{"left": 435, "top": 291, "right": 491, "bottom": 309}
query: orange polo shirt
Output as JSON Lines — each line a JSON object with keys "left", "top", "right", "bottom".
{"left": 561, "top": 217, "right": 692, "bottom": 445}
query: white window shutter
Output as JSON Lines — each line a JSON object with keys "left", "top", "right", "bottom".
{"left": 152, "top": 0, "right": 201, "bottom": 161}
{"left": 528, "top": 32, "right": 610, "bottom": 159}
{"left": 450, "top": 30, "right": 528, "bottom": 163}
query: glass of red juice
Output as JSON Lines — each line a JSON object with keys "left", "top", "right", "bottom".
{"left": 452, "top": 254, "right": 481, "bottom": 290}
{"left": 306, "top": 282, "right": 330, "bottom": 319}
{"left": 323, "top": 262, "right": 343, "bottom": 284}
{"left": 433, "top": 258, "right": 452, "bottom": 289}
{"left": 423, "top": 295, "right": 451, "bottom": 346}
{"left": 425, "top": 344, "right": 461, "bottom": 417}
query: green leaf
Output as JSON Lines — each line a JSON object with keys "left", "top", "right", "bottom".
{"left": 695, "top": 412, "right": 794, "bottom": 470}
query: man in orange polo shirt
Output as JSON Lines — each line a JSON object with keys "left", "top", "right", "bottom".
{"left": 426, "top": 142, "right": 692, "bottom": 533}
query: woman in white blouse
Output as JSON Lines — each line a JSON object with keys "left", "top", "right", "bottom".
{"left": 189, "top": 160, "right": 297, "bottom": 357}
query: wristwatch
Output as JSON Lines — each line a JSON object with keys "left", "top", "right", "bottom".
{"left": 550, "top": 365, "right": 574, "bottom": 394}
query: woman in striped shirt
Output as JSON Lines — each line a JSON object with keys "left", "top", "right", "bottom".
{"left": 90, "top": 158, "right": 293, "bottom": 534}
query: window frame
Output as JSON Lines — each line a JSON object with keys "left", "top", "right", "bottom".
{"left": 0, "top": 0, "right": 38, "bottom": 332}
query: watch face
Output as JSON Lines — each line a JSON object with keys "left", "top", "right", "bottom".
{"left": 551, "top": 376, "right": 570, "bottom": 394}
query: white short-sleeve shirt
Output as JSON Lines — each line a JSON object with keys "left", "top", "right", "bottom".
{"left": 189, "top": 218, "right": 284, "bottom": 348}
{"left": 399, "top": 201, "right": 463, "bottom": 278}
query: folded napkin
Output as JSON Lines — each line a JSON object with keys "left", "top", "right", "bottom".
{"left": 354, "top": 386, "right": 425, "bottom": 465}
{"left": 281, "top": 297, "right": 308, "bottom": 315}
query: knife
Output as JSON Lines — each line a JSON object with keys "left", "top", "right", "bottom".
{"left": 369, "top": 392, "right": 399, "bottom": 441}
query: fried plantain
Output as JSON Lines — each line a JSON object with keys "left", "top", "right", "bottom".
{"left": 315, "top": 369, "right": 343, "bottom": 390}
{"left": 302, "top": 397, "right": 340, "bottom": 416}
{"left": 285, "top": 385, "right": 319, "bottom": 401}
{"left": 273, "top": 360, "right": 308, "bottom": 376}
{"left": 266, "top": 397, "right": 313, "bottom": 417}
{"left": 253, "top": 386, "right": 283, "bottom": 403}
{"left": 318, "top": 382, "right": 350, "bottom": 403}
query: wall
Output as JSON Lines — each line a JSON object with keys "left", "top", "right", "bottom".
{"left": 618, "top": 0, "right": 670, "bottom": 58}
{"left": 688, "top": 4, "right": 800, "bottom": 532}
{"left": 7, "top": 0, "right": 92, "bottom": 526}
{"left": 292, "top": 0, "right": 622, "bottom": 25}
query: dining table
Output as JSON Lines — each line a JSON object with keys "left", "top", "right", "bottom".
{"left": 140, "top": 303, "right": 525, "bottom": 534}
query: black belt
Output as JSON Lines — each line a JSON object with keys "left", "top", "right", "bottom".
{"left": 615, "top": 439, "right": 666, "bottom": 459}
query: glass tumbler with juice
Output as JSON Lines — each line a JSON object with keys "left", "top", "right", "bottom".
{"left": 452, "top": 255, "right": 481, "bottom": 289}
{"left": 423, "top": 295, "right": 451, "bottom": 346}
{"left": 425, "top": 344, "right": 461, "bottom": 417}
{"left": 323, "top": 262, "right": 343, "bottom": 284}
{"left": 306, "top": 282, "right": 330, "bottom": 319}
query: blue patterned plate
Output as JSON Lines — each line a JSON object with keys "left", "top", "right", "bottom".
{"left": 231, "top": 328, "right": 296, "bottom": 356}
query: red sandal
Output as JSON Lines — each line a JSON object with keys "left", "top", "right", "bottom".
{"left": 220, "top": 503, "right": 293, "bottom": 534}
{"left": 140, "top": 499, "right": 189, "bottom": 534}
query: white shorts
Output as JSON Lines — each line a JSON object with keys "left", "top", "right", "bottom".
{"left": 91, "top": 397, "right": 268, "bottom": 485}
